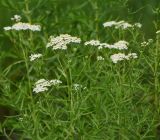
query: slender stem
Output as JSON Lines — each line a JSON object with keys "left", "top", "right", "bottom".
{"left": 66, "top": 50, "right": 74, "bottom": 118}
{"left": 24, "top": 0, "right": 34, "bottom": 50}
{"left": 57, "top": 54, "right": 73, "bottom": 111}
{"left": 19, "top": 33, "right": 32, "bottom": 96}
{"left": 68, "top": 67, "right": 73, "bottom": 113}
{"left": 154, "top": 36, "right": 159, "bottom": 110}
{"left": 95, "top": 2, "right": 99, "bottom": 40}
{"left": 24, "top": 0, "right": 31, "bottom": 23}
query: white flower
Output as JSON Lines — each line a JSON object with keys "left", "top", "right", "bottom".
{"left": 33, "top": 86, "right": 48, "bottom": 93}
{"left": 141, "top": 41, "right": 148, "bottom": 47}
{"left": 33, "top": 79, "right": 62, "bottom": 93}
{"left": 103, "top": 21, "right": 117, "bottom": 27}
{"left": 112, "top": 40, "right": 128, "bottom": 50}
{"left": 110, "top": 53, "right": 138, "bottom": 63}
{"left": 115, "top": 21, "right": 132, "bottom": 29}
{"left": 97, "top": 56, "right": 104, "bottom": 61}
{"left": 134, "top": 23, "right": 142, "bottom": 28}
{"left": 103, "top": 20, "right": 142, "bottom": 30}
{"left": 4, "top": 15, "right": 41, "bottom": 31}
{"left": 73, "top": 84, "right": 86, "bottom": 91}
{"left": 4, "top": 22, "right": 41, "bottom": 31}
{"left": 141, "top": 39, "right": 153, "bottom": 47}
{"left": 29, "top": 53, "right": 42, "bottom": 61}
{"left": 148, "top": 39, "right": 153, "bottom": 43}
{"left": 46, "top": 34, "right": 81, "bottom": 50}
{"left": 50, "top": 79, "right": 62, "bottom": 85}
{"left": 4, "top": 27, "right": 12, "bottom": 31}
{"left": 156, "top": 30, "right": 160, "bottom": 34}
{"left": 11, "top": 15, "right": 21, "bottom": 22}
{"left": 128, "top": 53, "right": 138, "bottom": 59}
{"left": 110, "top": 53, "right": 126, "bottom": 63}
{"left": 84, "top": 40, "right": 101, "bottom": 46}
{"left": 84, "top": 40, "right": 128, "bottom": 50}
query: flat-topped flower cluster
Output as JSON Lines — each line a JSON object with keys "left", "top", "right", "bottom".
{"left": 103, "top": 20, "right": 142, "bottom": 29}
{"left": 46, "top": 34, "right": 81, "bottom": 50}
{"left": 4, "top": 22, "right": 41, "bottom": 31}
{"left": 84, "top": 40, "right": 128, "bottom": 50}
{"left": 73, "top": 84, "right": 86, "bottom": 91}
{"left": 29, "top": 54, "right": 42, "bottom": 61}
{"left": 110, "top": 53, "right": 138, "bottom": 63}
{"left": 33, "top": 79, "right": 62, "bottom": 93}
{"left": 4, "top": 15, "right": 41, "bottom": 31}
{"left": 141, "top": 39, "right": 153, "bottom": 47}
{"left": 11, "top": 15, "right": 21, "bottom": 22}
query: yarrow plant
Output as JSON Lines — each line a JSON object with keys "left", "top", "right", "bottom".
{"left": 156, "top": 30, "right": 160, "bottom": 34}
{"left": 4, "top": 15, "right": 41, "bottom": 31}
{"left": 97, "top": 56, "right": 104, "bottom": 61}
{"left": 46, "top": 34, "right": 81, "bottom": 50}
{"left": 4, "top": 22, "right": 41, "bottom": 31}
{"left": 73, "top": 84, "right": 86, "bottom": 91}
{"left": 3, "top": 10, "right": 156, "bottom": 139}
{"left": 84, "top": 40, "right": 129, "bottom": 50}
{"left": 112, "top": 41, "right": 129, "bottom": 50}
{"left": 84, "top": 40, "right": 101, "bottom": 46}
{"left": 110, "top": 53, "right": 138, "bottom": 63}
{"left": 141, "top": 39, "right": 153, "bottom": 47}
{"left": 33, "top": 79, "right": 62, "bottom": 93}
{"left": 11, "top": 15, "right": 21, "bottom": 22}
{"left": 29, "top": 54, "right": 42, "bottom": 61}
{"left": 103, "top": 20, "right": 142, "bottom": 29}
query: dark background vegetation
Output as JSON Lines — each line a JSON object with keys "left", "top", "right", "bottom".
{"left": 0, "top": 0, "right": 160, "bottom": 38}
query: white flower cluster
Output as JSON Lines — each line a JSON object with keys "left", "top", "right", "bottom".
{"left": 84, "top": 40, "right": 128, "bottom": 50}
{"left": 110, "top": 53, "right": 138, "bottom": 63}
{"left": 46, "top": 34, "right": 81, "bottom": 50}
{"left": 84, "top": 40, "right": 101, "bottom": 46}
{"left": 103, "top": 20, "right": 142, "bottom": 29}
{"left": 73, "top": 84, "right": 86, "bottom": 91}
{"left": 112, "top": 41, "right": 129, "bottom": 50}
{"left": 33, "top": 79, "right": 62, "bottom": 93}
{"left": 4, "top": 22, "right": 41, "bottom": 31}
{"left": 103, "top": 21, "right": 117, "bottom": 27}
{"left": 156, "top": 30, "right": 160, "bottom": 34}
{"left": 141, "top": 42, "right": 149, "bottom": 47}
{"left": 141, "top": 39, "right": 153, "bottom": 47}
{"left": 29, "top": 53, "right": 42, "bottom": 61}
{"left": 97, "top": 56, "right": 104, "bottom": 61}
{"left": 11, "top": 15, "right": 21, "bottom": 22}
{"left": 134, "top": 23, "right": 142, "bottom": 28}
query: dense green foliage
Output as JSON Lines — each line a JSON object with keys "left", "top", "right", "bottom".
{"left": 0, "top": 0, "right": 160, "bottom": 139}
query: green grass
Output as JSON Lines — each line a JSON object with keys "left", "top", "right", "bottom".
{"left": 0, "top": 0, "right": 160, "bottom": 139}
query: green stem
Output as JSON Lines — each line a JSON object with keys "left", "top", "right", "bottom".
{"left": 24, "top": 0, "right": 34, "bottom": 50}
{"left": 66, "top": 51, "right": 74, "bottom": 118}
{"left": 24, "top": 0, "right": 31, "bottom": 23}
{"left": 19, "top": 33, "right": 32, "bottom": 96}
{"left": 154, "top": 36, "right": 159, "bottom": 110}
